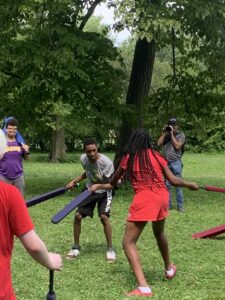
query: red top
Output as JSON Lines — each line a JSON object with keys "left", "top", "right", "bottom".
{"left": 0, "top": 181, "right": 34, "bottom": 300}
{"left": 120, "top": 149, "right": 168, "bottom": 193}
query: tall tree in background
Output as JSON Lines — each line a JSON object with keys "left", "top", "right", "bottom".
{"left": 113, "top": 0, "right": 225, "bottom": 157}
{"left": 113, "top": 0, "right": 176, "bottom": 162}
{"left": 114, "top": 38, "right": 156, "bottom": 166}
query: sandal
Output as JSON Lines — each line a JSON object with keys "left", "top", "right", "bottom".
{"left": 125, "top": 288, "right": 153, "bottom": 297}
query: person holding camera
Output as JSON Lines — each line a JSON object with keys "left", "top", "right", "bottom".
{"left": 157, "top": 118, "right": 186, "bottom": 212}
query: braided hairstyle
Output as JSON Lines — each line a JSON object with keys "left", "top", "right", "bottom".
{"left": 122, "top": 128, "right": 164, "bottom": 190}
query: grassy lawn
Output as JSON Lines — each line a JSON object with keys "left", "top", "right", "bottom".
{"left": 12, "top": 152, "right": 225, "bottom": 300}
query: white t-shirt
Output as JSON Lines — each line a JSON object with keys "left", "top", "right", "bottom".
{"left": 81, "top": 153, "right": 114, "bottom": 193}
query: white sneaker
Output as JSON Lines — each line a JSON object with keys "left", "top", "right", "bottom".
{"left": 66, "top": 248, "right": 80, "bottom": 258}
{"left": 106, "top": 248, "right": 116, "bottom": 262}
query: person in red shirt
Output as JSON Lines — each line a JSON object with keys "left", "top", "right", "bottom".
{"left": 0, "top": 129, "right": 62, "bottom": 300}
{"left": 90, "top": 128, "right": 198, "bottom": 297}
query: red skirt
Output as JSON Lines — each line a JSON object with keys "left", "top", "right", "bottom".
{"left": 127, "top": 189, "right": 169, "bottom": 222}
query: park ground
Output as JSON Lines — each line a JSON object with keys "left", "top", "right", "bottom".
{"left": 12, "top": 153, "right": 225, "bottom": 300}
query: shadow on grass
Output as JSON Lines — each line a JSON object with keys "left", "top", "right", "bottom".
{"left": 214, "top": 235, "right": 225, "bottom": 240}
{"left": 81, "top": 242, "right": 108, "bottom": 256}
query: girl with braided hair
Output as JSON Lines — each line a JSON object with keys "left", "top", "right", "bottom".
{"left": 90, "top": 128, "right": 198, "bottom": 297}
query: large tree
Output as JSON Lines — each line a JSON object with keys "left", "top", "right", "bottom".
{"left": 113, "top": 0, "right": 225, "bottom": 157}
{"left": 0, "top": 0, "right": 125, "bottom": 161}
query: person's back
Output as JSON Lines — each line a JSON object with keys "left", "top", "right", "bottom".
{"left": 120, "top": 149, "right": 168, "bottom": 194}
{"left": 107, "top": 128, "right": 198, "bottom": 297}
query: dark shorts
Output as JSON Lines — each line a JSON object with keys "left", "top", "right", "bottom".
{"left": 77, "top": 190, "right": 113, "bottom": 218}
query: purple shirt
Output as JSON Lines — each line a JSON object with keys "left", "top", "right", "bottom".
{"left": 0, "top": 140, "right": 25, "bottom": 179}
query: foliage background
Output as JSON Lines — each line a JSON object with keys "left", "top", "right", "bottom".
{"left": 1, "top": 1, "right": 225, "bottom": 155}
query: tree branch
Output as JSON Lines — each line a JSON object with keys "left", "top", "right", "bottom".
{"left": 0, "top": 70, "right": 21, "bottom": 79}
{"left": 79, "top": 0, "right": 103, "bottom": 31}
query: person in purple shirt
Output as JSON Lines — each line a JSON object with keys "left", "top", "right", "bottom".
{"left": 0, "top": 118, "right": 29, "bottom": 195}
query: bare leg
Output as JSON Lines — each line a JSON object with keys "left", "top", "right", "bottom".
{"left": 100, "top": 214, "right": 112, "bottom": 248}
{"left": 74, "top": 212, "right": 82, "bottom": 245}
{"left": 123, "top": 221, "right": 148, "bottom": 287}
{"left": 152, "top": 219, "right": 171, "bottom": 270}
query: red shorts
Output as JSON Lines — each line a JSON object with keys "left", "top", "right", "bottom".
{"left": 127, "top": 189, "right": 169, "bottom": 222}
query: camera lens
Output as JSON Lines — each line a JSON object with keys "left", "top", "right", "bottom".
{"left": 166, "top": 126, "right": 172, "bottom": 131}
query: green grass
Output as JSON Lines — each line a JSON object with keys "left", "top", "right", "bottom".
{"left": 12, "top": 153, "right": 225, "bottom": 299}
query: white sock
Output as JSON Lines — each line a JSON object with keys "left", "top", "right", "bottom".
{"left": 138, "top": 287, "right": 152, "bottom": 293}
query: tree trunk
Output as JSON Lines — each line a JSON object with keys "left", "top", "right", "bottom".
{"left": 49, "top": 118, "right": 66, "bottom": 162}
{"left": 114, "top": 38, "right": 156, "bottom": 167}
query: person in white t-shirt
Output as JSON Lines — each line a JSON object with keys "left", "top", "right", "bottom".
{"left": 66, "top": 138, "right": 116, "bottom": 262}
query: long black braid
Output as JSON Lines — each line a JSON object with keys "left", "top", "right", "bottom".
{"left": 121, "top": 128, "right": 165, "bottom": 190}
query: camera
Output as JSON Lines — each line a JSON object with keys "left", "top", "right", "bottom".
{"left": 165, "top": 125, "right": 172, "bottom": 132}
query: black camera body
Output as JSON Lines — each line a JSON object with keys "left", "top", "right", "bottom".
{"left": 165, "top": 125, "right": 172, "bottom": 132}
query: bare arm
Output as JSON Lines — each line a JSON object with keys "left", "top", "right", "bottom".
{"left": 164, "top": 166, "right": 198, "bottom": 190}
{"left": 89, "top": 182, "right": 113, "bottom": 192}
{"left": 66, "top": 172, "right": 87, "bottom": 190}
{"left": 89, "top": 168, "right": 124, "bottom": 192}
{"left": 110, "top": 168, "right": 124, "bottom": 186}
{"left": 170, "top": 130, "right": 183, "bottom": 150}
{"left": 19, "top": 230, "right": 62, "bottom": 270}
{"left": 157, "top": 131, "right": 166, "bottom": 147}
{"left": 22, "top": 144, "right": 30, "bottom": 160}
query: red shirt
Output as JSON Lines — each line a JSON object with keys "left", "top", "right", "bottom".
{"left": 0, "top": 181, "right": 34, "bottom": 300}
{"left": 120, "top": 149, "right": 168, "bottom": 193}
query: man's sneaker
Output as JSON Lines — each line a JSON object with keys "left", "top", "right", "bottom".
{"left": 165, "top": 264, "right": 177, "bottom": 279}
{"left": 125, "top": 288, "right": 153, "bottom": 297}
{"left": 106, "top": 248, "right": 116, "bottom": 262}
{"left": 66, "top": 245, "right": 81, "bottom": 258}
